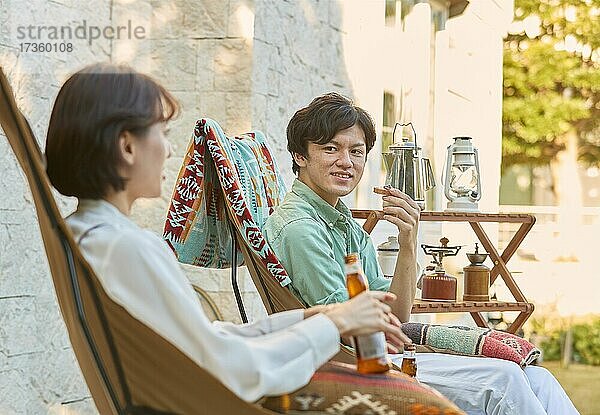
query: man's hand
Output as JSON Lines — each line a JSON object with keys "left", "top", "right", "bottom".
{"left": 380, "top": 187, "right": 420, "bottom": 245}
{"left": 319, "top": 291, "right": 412, "bottom": 351}
{"left": 374, "top": 186, "right": 419, "bottom": 323}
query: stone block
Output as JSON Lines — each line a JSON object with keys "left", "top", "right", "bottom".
{"left": 183, "top": 265, "right": 222, "bottom": 293}
{"left": 16, "top": 348, "right": 91, "bottom": 407}
{"left": 327, "top": 0, "right": 344, "bottom": 31}
{"left": 214, "top": 38, "right": 253, "bottom": 92}
{"left": 196, "top": 39, "right": 217, "bottom": 92}
{"left": 130, "top": 197, "right": 168, "bottom": 232}
{"left": 36, "top": 298, "right": 72, "bottom": 349}
{"left": 111, "top": 1, "right": 153, "bottom": 68}
{"left": 147, "top": 1, "right": 182, "bottom": 39}
{"left": 250, "top": 93, "right": 267, "bottom": 131}
{"left": 251, "top": 40, "right": 280, "bottom": 96}
{"left": 0, "top": 297, "right": 43, "bottom": 356}
{"left": 181, "top": 0, "right": 228, "bottom": 38}
{"left": 198, "top": 91, "right": 227, "bottom": 127}
{"left": 228, "top": 0, "right": 255, "bottom": 39}
{"left": 253, "top": 0, "right": 284, "bottom": 45}
{"left": 148, "top": 39, "right": 196, "bottom": 92}
{"left": 0, "top": 367, "right": 47, "bottom": 414}
{"left": 48, "top": 398, "right": 98, "bottom": 415}
{"left": 148, "top": 0, "right": 227, "bottom": 39}
{"left": 167, "top": 91, "right": 201, "bottom": 156}
{"left": 210, "top": 291, "right": 243, "bottom": 323}
{"left": 225, "top": 92, "right": 251, "bottom": 133}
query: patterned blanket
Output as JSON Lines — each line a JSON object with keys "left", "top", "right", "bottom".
{"left": 401, "top": 322, "right": 541, "bottom": 367}
{"left": 163, "top": 118, "right": 291, "bottom": 286}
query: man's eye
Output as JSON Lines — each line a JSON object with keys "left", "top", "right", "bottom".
{"left": 324, "top": 146, "right": 337, "bottom": 152}
{"left": 352, "top": 150, "right": 364, "bottom": 156}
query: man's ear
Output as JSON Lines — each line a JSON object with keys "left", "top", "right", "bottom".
{"left": 118, "top": 130, "right": 136, "bottom": 166}
{"left": 293, "top": 152, "right": 307, "bottom": 167}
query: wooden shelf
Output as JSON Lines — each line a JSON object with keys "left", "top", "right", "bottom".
{"left": 420, "top": 211, "right": 535, "bottom": 224}
{"left": 351, "top": 208, "right": 537, "bottom": 333}
{"left": 411, "top": 300, "right": 534, "bottom": 314}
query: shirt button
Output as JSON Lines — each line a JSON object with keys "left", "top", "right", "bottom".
{"left": 328, "top": 222, "right": 334, "bottom": 227}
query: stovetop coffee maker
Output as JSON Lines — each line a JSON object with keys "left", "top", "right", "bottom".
{"left": 419, "top": 237, "right": 461, "bottom": 301}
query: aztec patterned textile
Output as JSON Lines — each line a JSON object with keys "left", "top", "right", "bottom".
{"left": 163, "top": 118, "right": 291, "bottom": 286}
{"left": 401, "top": 322, "right": 541, "bottom": 367}
{"left": 261, "top": 361, "right": 465, "bottom": 415}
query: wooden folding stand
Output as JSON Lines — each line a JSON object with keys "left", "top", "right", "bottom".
{"left": 351, "top": 209, "right": 536, "bottom": 334}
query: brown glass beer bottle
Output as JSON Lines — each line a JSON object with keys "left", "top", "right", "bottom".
{"left": 345, "top": 253, "right": 391, "bottom": 374}
{"left": 401, "top": 344, "right": 417, "bottom": 377}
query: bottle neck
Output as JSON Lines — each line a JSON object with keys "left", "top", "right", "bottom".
{"left": 345, "top": 261, "right": 362, "bottom": 275}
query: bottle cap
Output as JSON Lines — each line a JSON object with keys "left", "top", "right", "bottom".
{"left": 345, "top": 253, "right": 360, "bottom": 264}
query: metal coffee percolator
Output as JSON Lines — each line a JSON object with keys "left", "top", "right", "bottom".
{"left": 382, "top": 122, "right": 435, "bottom": 210}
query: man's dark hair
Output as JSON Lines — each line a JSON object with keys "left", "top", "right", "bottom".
{"left": 45, "top": 63, "right": 179, "bottom": 199}
{"left": 286, "top": 92, "right": 376, "bottom": 174}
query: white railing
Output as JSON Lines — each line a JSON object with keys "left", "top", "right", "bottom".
{"left": 497, "top": 205, "right": 600, "bottom": 255}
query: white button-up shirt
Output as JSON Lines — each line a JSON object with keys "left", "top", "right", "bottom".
{"left": 67, "top": 199, "right": 340, "bottom": 402}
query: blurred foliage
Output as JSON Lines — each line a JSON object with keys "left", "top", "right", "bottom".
{"left": 503, "top": 0, "right": 600, "bottom": 168}
{"left": 572, "top": 319, "right": 600, "bottom": 365}
{"left": 529, "top": 313, "right": 600, "bottom": 365}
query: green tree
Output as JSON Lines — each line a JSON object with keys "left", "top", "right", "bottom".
{"left": 503, "top": 0, "right": 600, "bottom": 193}
{"left": 502, "top": 0, "right": 600, "bottom": 259}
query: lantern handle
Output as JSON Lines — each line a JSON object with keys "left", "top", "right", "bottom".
{"left": 443, "top": 144, "right": 454, "bottom": 201}
{"left": 392, "top": 122, "right": 418, "bottom": 149}
{"left": 469, "top": 148, "right": 482, "bottom": 202}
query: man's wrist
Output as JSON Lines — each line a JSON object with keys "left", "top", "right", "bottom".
{"left": 322, "top": 303, "right": 350, "bottom": 336}
{"left": 398, "top": 232, "right": 418, "bottom": 250}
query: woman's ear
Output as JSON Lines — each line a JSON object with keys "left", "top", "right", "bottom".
{"left": 293, "top": 152, "right": 307, "bottom": 167}
{"left": 118, "top": 130, "right": 136, "bottom": 166}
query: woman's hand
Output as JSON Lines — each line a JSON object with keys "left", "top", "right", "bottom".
{"left": 319, "top": 291, "right": 412, "bottom": 350}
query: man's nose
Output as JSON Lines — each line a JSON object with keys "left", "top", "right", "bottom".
{"left": 336, "top": 151, "right": 352, "bottom": 167}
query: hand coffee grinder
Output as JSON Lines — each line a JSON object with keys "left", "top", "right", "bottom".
{"left": 462, "top": 243, "right": 490, "bottom": 301}
{"left": 419, "top": 237, "right": 461, "bottom": 301}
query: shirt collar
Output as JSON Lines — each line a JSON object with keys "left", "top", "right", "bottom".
{"left": 291, "top": 179, "right": 352, "bottom": 228}
{"left": 76, "top": 199, "right": 134, "bottom": 229}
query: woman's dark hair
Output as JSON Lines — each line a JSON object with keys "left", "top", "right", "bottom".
{"left": 286, "top": 92, "right": 376, "bottom": 174}
{"left": 45, "top": 63, "right": 179, "bottom": 199}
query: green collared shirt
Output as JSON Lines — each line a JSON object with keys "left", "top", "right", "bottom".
{"left": 264, "top": 179, "right": 390, "bottom": 306}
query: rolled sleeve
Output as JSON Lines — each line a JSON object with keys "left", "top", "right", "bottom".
{"left": 213, "top": 309, "right": 305, "bottom": 336}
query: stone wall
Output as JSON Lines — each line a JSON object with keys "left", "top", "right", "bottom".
{"left": 1, "top": 2, "right": 111, "bottom": 412}
{"left": 0, "top": 0, "right": 261, "bottom": 412}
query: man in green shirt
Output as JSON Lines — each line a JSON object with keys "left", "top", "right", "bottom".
{"left": 264, "top": 92, "right": 419, "bottom": 323}
{"left": 263, "top": 92, "right": 579, "bottom": 415}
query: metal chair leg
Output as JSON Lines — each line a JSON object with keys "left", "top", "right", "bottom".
{"left": 230, "top": 226, "right": 248, "bottom": 323}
